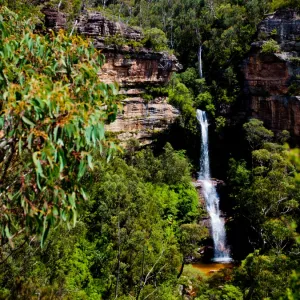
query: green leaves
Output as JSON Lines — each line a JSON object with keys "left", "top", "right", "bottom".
{"left": 41, "top": 219, "right": 50, "bottom": 248}
{"left": 78, "top": 159, "right": 87, "bottom": 180}
{"left": 21, "top": 116, "right": 35, "bottom": 127}
{"left": 228, "top": 121, "right": 299, "bottom": 259}
{"left": 82, "top": 147, "right": 199, "bottom": 298}
{"left": 0, "top": 116, "right": 4, "bottom": 128}
{"left": 243, "top": 118, "right": 274, "bottom": 150}
{"left": 0, "top": 7, "right": 119, "bottom": 245}
{"left": 261, "top": 39, "right": 281, "bottom": 54}
{"left": 32, "top": 152, "right": 45, "bottom": 179}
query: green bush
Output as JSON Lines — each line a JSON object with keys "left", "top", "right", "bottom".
{"left": 271, "top": 0, "right": 300, "bottom": 10}
{"left": 288, "top": 81, "right": 300, "bottom": 95}
{"left": 261, "top": 39, "right": 280, "bottom": 54}
{"left": 290, "top": 57, "right": 300, "bottom": 66}
{"left": 104, "top": 34, "right": 126, "bottom": 47}
{"left": 215, "top": 116, "right": 227, "bottom": 133}
{"left": 195, "top": 91, "right": 215, "bottom": 116}
{"left": 270, "top": 28, "right": 278, "bottom": 36}
{"left": 142, "top": 28, "right": 169, "bottom": 51}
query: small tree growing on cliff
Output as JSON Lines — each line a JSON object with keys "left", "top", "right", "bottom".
{"left": 142, "top": 28, "right": 169, "bottom": 51}
{"left": 261, "top": 39, "right": 280, "bottom": 54}
{"left": 243, "top": 119, "right": 274, "bottom": 149}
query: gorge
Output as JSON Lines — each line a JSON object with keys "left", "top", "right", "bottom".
{"left": 0, "top": 1, "right": 300, "bottom": 299}
{"left": 42, "top": 4, "right": 300, "bottom": 144}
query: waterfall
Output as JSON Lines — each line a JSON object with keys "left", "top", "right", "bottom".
{"left": 197, "top": 109, "right": 231, "bottom": 262}
{"left": 198, "top": 45, "right": 203, "bottom": 79}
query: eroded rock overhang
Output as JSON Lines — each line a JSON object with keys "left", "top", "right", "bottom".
{"left": 42, "top": 8, "right": 181, "bottom": 144}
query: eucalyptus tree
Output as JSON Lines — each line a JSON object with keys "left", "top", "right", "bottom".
{"left": 228, "top": 120, "right": 299, "bottom": 257}
{"left": 0, "top": 7, "right": 118, "bottom": 245}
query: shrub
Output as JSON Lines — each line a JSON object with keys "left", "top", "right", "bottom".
{"left": 290, "top": 57, "right": 300, "bottom": 66}
{"left": 288, "top": 81, "right": 300, "bottom": 95}
{"left": 271, "top": 0, "right": 300, "bottom": 10}
{"left": 142, "top": 28, "right": 169, "bottom": 51}
{"left": 270, "top": 28, "right": 278, "bottom": 37}
{"left": 261, "top": 39, "right": 280, "bottom": 54}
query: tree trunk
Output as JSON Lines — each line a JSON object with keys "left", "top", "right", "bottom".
{"left": 136, "top": 246, "right": 145, "bottom": 300}
{"left": 177, "top": 260, "right": 185, "bottom": 279}
{"left": 115, "top": 208, "right": 121, "bottom": 299}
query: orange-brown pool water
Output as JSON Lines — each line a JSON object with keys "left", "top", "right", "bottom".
{"left": 192, "top": 262, "right": 234, "bottom": 276}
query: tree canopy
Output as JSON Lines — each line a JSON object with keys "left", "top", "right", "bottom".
{"left": 0, "top": 1, "right": 300, "bottom": 299}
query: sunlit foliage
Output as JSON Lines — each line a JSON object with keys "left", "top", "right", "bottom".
{"left": 0, "top": 7, "right": 118, "bottom": 245}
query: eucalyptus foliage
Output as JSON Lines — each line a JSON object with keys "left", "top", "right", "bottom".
{"left": 0, "top": 7, "right": 118, "bottom": 245}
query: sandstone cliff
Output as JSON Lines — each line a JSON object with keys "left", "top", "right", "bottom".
{"left": 42, "top": 8, "right": 180, "bottom": 144}
{"left": 242, "top": 9, "right": 300, "bottom": 139}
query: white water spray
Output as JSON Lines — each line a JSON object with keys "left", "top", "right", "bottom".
{"left": 197, "top": 109, "right": 231, "bottom": 262}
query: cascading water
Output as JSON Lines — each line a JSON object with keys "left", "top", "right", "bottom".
{"left": 197, "top": 109, "right": 231, "bottom": 262}
{"left": 198, "top": 45, "right": 203, "bottom": 79}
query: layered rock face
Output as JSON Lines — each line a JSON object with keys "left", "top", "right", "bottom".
{"left": 77, "top": 11, "right": 143, "bottom": 42}
{"left": 42, "top": 8, "right": 67, "bottom": 30}
{"left": 98, "top": 50, "right": 179, "bottom": 87}
{"left": 42, "top": 9, "right": 180, "bottom": 144}
{"left": 107, "top": 95, "right": 179, "bottom": 141}
{"left": 242, "top": 9, "right": 300, "bottom": 139}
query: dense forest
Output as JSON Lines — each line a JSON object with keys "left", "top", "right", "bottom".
{"left": 0, "top": 0, "right": 300, "bottom": 299}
